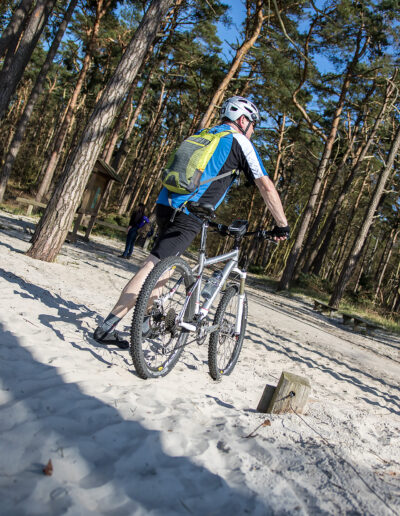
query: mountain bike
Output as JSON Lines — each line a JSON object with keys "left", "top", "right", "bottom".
{"left": 130, "top": 201, "right": 275, "bottom": 380}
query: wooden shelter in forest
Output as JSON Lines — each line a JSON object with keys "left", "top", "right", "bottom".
{"left": 70, "top": 159, "right": 121, "bottom": 241}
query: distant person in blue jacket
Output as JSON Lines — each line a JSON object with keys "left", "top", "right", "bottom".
{"left": 120, "top": 202, "right": 149, "bottom": 259}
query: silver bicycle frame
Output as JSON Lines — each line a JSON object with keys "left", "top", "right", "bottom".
{"left": 184, "top": 219, "right": 247, "bottom": 335}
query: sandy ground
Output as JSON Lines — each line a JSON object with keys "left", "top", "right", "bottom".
{"left": 0, "top": 209, "right": 399, "bottom": 516}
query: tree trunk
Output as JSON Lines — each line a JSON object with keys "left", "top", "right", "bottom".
{"left": 101, "top": 74, "right": 140, "bottom": 164}
{"left": 329, "top": 124, "right": 400, "bottom": 308}
{"left": 374, "top": 228, "right": 398, "bottom": 301}
{"left": 0, "top": 0, "right": 78, "bottom": 203}
{"left": 271, "top": 114, "right": 287, "bottom": 183}
{"left": 111, "top": 73, "right": 152, "bottom": 172}
{"left": 325, "top": 235, "right": 343, "bottom": 282}
{"left": 35, "top": 0, "right": 111, "bottom": 204}
{"left": 0, "top": 0, "right": 57, "bottom": 120}
{"left": 352, "top": 234, "right": 371, "bottom": 293}
{"left": 0, "top": 0, "right": 34, "bottom": 59}
{"left": 278, "top": 68, "right": 352, "bottom": 290}
{"left": 27, "top": 0, "right": 172, "bottom": 262}
{"left": 310, "top": 216, "right": 337, "bottom": 277}
{"left": 119, "top": 84, "right": 171, "bottom": 214}
{"left": 101, "top": 48, "right": 155, "bottom": 165}
{"left": 389, "top": 262, "right": 400, "bottom": 312}
{"left": 197, "top": 0, "right": 264, "bottom": 129}
{"left": 299, "top": 77, "right": 395, "bottom": 276}
{"left": 142, "top": 135, "right": 173, "bottom": 205}
{"left": 278, "top": 24, "right": 369, "bottom": 290}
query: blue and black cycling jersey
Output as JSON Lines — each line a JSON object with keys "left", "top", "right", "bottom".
{"left": 157, "top": 123, "right": 268, "bottom": 211}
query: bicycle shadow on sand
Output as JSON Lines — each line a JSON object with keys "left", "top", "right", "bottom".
{"left": 0, "top": 267, "right": 135, "bottom": 369}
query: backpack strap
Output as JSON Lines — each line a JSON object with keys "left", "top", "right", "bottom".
{"left": 198, "top": 169, "right": 238, "bottom": 187}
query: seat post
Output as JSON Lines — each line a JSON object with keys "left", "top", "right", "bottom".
{"left": 199, "top": 220, "right": 209, "bottom": 254}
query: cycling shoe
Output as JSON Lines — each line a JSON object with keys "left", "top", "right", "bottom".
{"left": 93, "top": 327, "right": 129, "bottom": 350}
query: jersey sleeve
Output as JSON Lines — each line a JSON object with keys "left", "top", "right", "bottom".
{"left": 232, "top": 133, "right": 268, "bottom": 181}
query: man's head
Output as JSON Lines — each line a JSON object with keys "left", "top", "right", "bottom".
{"left": 138, "top": 202, "right": 145, "bottom": 212}
{"left": 220, "top": 96, "right": 260, "bottom": 139}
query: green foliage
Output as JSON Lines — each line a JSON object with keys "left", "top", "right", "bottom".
{"left": 0, "top": 0, "right": 399, "bottom": 316}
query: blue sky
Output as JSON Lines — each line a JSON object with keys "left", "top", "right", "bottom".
{"left": 216, "top": 0, "right": 336, "bottom": 74}
{"left": 216, "top": 0, "right": 247, "bottom": 61}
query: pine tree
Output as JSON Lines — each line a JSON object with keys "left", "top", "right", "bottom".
{"left": 27, "top": 0, "right": 173, "bottom": 262}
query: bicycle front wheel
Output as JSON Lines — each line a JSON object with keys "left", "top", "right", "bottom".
{"left": 208, "top": 285, "right": 248, "bottom": 380}
{"left": 131, "top": 256, "right": 194, "bottom": 379}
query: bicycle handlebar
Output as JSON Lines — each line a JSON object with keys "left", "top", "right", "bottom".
{"left": 209, "top": 221, "right": 276, "bottom": 242}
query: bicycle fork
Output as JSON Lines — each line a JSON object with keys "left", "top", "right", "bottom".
{"left": 234, "top": 268, "right": 247, "bottom": 335}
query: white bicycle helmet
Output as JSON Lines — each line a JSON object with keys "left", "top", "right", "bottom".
{"left": 220, "top": 96, "right": 260, "bottom": 125}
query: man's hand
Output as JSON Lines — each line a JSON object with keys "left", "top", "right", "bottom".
{"left": 270, "top": 225, "right": 290, "bottom": 241}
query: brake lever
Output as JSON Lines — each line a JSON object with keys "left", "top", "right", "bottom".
{"left": 257, "top": 230, "right": 278, "bottom": 244}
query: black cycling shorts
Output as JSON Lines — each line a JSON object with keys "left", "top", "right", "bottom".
{"left": 150, "top": 204, "right": 202, "bottom": 260}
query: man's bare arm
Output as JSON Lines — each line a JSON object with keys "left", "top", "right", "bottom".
{"left": 255, "top": 175, "right": 288, "bottom": 227}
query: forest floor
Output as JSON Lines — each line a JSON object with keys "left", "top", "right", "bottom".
{"left": 0, "top": 209, "right": 399, "bottom": 516}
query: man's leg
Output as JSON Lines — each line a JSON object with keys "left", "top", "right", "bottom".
{"left": 93, "top": 254, "right": 159, "bottom": 347}
{"left": 111, "top": 254, "right": 159, "bottom": 319}
{"left": 126, "top": 229, "right": 138, "bottom": 258}
{"left": 121, "top": 228, "right": 135, "bottom": 258}
{"left": 94, "top": 206, "right": 200, "bottom": 348}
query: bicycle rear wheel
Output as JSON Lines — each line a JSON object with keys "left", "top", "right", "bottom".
{"left": 130, "top": 256, "right": 194, "bottom": 379}
{"left": 208, "top": 285, "right": 248, "bottom": 381}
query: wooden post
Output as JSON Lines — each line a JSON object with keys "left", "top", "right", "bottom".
{"left": 70, "top": 212, "right": 84, "bottom": 242}
{"left": 258, "top": 371, "right": 311, "bottom": 415}
{"left": 84, "top": 214, "right": 98, "bottom": 241}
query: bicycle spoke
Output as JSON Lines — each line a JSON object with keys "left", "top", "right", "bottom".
{"left": 131, "top": 257, "right": 193, "bottom": 378}
{"left": 208, "top": 286, "right": 247, "bottom": 380}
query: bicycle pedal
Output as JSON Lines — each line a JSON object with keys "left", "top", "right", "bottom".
{"left": 179, "top": 322, "right": 197, "bottom": 332}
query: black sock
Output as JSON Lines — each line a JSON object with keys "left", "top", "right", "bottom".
{"left": 98, "top": 313, "right": 121, "bottom": 334}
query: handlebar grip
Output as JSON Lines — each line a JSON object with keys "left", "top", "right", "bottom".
{"left": 258, "top": 230, "right": 277, "bottom": 242}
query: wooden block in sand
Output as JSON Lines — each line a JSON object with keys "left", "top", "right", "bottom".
{"left": 258, "top": 371, "right": 311, "bottom": 415}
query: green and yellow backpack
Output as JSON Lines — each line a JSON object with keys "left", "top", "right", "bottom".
{"left": 162, "top": 128, "right": 236, "bottom": 195}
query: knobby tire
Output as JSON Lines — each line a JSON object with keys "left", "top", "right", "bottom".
{"left": 130, "top": 256, "right": 194, "bottom": 379}
{"left": 208, "top": 285, "right": 248, "bottom": 380}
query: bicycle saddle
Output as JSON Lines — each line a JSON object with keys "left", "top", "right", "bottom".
{"left": 228, "top": 220, "right": 248, "bottom": 237}
{"left": 186, "top": 201, "right": 216, "bottom": 219}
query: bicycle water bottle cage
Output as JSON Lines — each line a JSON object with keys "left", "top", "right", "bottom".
{"left": 186, "top": 201, "right": 216, "bottom": 220}
{"left": 228, "top": 220, "right": 248, "bottom": 238}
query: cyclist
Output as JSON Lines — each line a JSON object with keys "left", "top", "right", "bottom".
{"left": 93, "top": 96, "right": 290, "bottom": 348}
